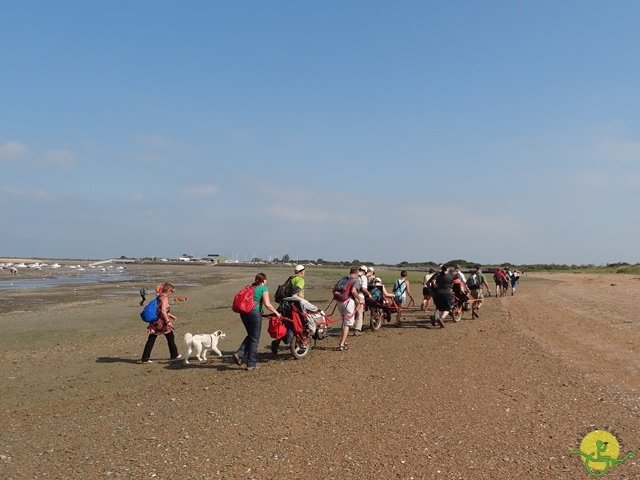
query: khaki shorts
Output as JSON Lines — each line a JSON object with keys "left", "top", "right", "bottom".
{"left": 337, "top": 298, "right": 356, "bottom": 327}
{"left": 470, "top": 288, "right": 484, "bottom": 300}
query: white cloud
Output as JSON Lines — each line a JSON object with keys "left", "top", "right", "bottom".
{"left": 259, "top": 183, "right": 368, "bottom": 227}
{"left": 264, "top": 204, "right": 365, "bottom": 227}
{"left": 181, "top": 184, "right": 219, "bottom": 197}
{"left": 130, "top": 193, "right": 144, "bottom": 202}
{"left": 0, "top": 141, "right": 29, "bottom": 160}
{"left": 622, "top": 173, "right": 640, "bottom": 186}
{"left": 596, "top": 137, "right": 640, "bottom": 162}
{"left": 129, "top": 152, "right": 162, "bottom": 163}
{"left": 574, "top": 168, "right": 640, "bottom": 188}
{"left": 39, "top": 149, "right": 78, "bottom": 168}
{"left": 232, "top": 129, "right": 251, "bottom": 140}
{"left": 0, "top": 186, "right": 52, "bottom": 201}
{"left": 576, "top": 170, "right": 613, "bottom": 187}
{"left": 132, "top": 133, "right": 181, "bottom": 150}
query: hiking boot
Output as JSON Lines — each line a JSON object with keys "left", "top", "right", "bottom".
{"left": 430, "top": 315, "right": 436, "bottom": 327}
{"left": 270, "top": 340, "right": 279, "bottom": 355}
{"left": 437, "top": 318, "right": 445, "bottom": 328}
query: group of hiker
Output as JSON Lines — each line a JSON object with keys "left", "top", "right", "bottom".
{"left": 329, "top": 263, "right": 524, "bottom": 349}
{"left": 140, "top": 262, "right": 521, "bottom": 369}
{"left": 492, "top": 267, "right": 521, "bottom": 296}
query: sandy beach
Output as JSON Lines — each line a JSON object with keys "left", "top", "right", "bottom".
{"left": 1, "top": 264, "right": 639, "bottom": 479}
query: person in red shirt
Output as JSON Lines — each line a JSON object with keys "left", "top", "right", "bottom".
{"left": 493, "top": 268, "right": 508, "bottom": 297}
{"left": 451, "top": 273, "right": 470, "bottom": 309}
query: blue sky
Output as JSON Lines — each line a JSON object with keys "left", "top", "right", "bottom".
{"left": 2, "top": 0, "right": 639, "bottom": 265}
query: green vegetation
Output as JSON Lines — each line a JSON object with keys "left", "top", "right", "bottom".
{"left": 108, "top": 252, "right": 640, "bottom": 274}
{"left": 262, "top": 255, "right": 640, "bottom": 274}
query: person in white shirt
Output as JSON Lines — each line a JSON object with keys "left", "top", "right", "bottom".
{"left": 353, "top": 265, "right": 371, "bottom": 335}
{"left": 454, "top": 264, "right": 466, "bottom": 284}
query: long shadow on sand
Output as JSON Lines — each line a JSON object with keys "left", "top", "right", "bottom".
{"left": 96, "top": 357, "right": 141, "bottom": 364}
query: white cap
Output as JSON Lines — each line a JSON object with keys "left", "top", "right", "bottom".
{"left": 295, "top": 265, "right": 305, "bottom": 273}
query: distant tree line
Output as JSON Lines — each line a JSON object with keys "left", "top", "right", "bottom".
{"left": 258, "top": 255, "right": 640, "bottom": 273}
{"left": 127, "top": 254, "right": 640, "bottom": 273}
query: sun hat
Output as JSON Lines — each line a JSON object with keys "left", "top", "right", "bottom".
{"left": 367, "top": 266, "right": 375, "bottom": 273}
{"left": 359, "top": 265, "right": 367, "bottom": 272}
{"left": 374, "top": 277, "right": 382, "bottom": 284}
{"left": 295, "top": 265, "right": 305, "bottom": 273}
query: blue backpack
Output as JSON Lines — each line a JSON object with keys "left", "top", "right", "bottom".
{"left": 393, "top": 279, "right": 406, "bottom": 303}
{"left": 370, "top": 285, "right": 383, "bottom": 302}
{"left": 140, "top": 295, "right": 161, "bottom": 322}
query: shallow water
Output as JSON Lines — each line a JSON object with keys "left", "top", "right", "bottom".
{"left": 0, "top": 272, "right": 139, "bottom": 291}
{"left": 101, "top": 282, "right": 202, "bottom": 297}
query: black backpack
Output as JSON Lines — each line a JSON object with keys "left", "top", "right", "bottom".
{"left": 467, "top": 273, "right": 480, "bottom": 289}
{"left": 274, "top": 276, "right": 294, "bottom": 304}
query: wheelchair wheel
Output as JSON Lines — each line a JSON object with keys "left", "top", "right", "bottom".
{"left": 452, "top": 306, "right": 462, "bottom": 322}
{"left": 290, "top": 336, "right": 312, "bottom": 359}
{"left": 370, "top": 308, "right": 383, "bottom": 331}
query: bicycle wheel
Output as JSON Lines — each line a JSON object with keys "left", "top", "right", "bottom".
{"left": 370, "top": 308, "right": 383, "bottom": 331}
{"left": 290, "top": 336, "right": 312, "bottom": 359}
{"left": 452, "top": 307, "right": 462, "bottom": 322}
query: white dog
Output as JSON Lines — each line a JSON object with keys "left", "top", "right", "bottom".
{"left": 184, "top": 330, "right": 226, "bottom": 363}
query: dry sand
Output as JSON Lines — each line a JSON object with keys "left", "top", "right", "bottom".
{"left": 1, "top": 264, "right": 639, "bottom": 479}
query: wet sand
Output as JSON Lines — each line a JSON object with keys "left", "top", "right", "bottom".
{"left": 1, "top": 265, "right": 639, "bottom": 479}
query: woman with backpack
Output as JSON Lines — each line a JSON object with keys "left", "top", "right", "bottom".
{"left": 392, "top": 270, "right": 414, "bottom": 327}
{"left": 140, "top": 282, "right": 181, "bottom": 363}
{"left": 232, "top": 273, "right": 280, "bottom": 371}
{"left": 421, "top": 268, "right": 436, "bottom": 312}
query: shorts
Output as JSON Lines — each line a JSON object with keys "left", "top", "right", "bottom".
{"left": 422, "top": 287, "right": 432, "bottom": 297}
{"left": 433, "top": 291, "right": 455, "bottom": 311}
{"left": 337, "top": 298, "right": 356, "bottom": 327}
{"left": 470, "top": 288, "right": 483, "bottom": 300}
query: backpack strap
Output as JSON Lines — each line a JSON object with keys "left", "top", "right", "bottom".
{"left": 393, "top": 279, "right": 406, "bottom": 294}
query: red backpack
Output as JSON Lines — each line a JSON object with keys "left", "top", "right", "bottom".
{"left": 267, "top": 315, "right": 287, "bottom": 339}
{"left": 332, "top": 276, "right": 354, "bottom": 302}
{"left": 232, "top": 285, "right": 257, "bottom": 314}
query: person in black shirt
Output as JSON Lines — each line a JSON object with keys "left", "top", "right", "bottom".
{"left": 431, "top": 265, "right": 455, "bottom": 328}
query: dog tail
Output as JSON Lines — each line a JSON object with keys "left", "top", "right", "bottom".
{"left": 184, "top": 332, "right": 193, "bottom": 344}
